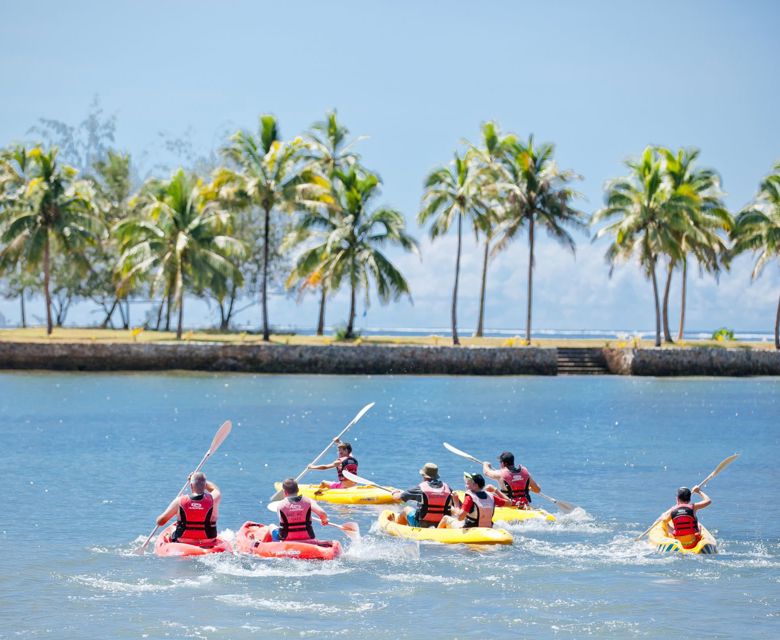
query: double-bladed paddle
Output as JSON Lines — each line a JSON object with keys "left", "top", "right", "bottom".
{"left": 442, "top": 441, "right": 578, "bottom": 514}
{"left": 135, "top": 420, "right": 232, "bottom": 555}
{"left": 635, "top": 453, "right": 740, "bottom": 541}
{"left": 269, "top": 403, "right": 375, "bottom": 502}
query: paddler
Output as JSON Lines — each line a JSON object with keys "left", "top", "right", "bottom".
{"left": 156, "top": 472, "right": 221, "bottom": 545}
{"left": 391, "top": 462, "right": 455, "bottom": 528}
{"left": 271, "top": 478, "right": 329, "bottom": 541}
{"left": 660, "top": 485, "right": 711, "bottom": 548}
{"left": 482, "top": 450, "right": 540, "bottom": 509}
{"left": 307, "top": 439, "right": 359, "bottom": 490}
{"left": 441, "top": 472, "right": 510, "bottom": 529}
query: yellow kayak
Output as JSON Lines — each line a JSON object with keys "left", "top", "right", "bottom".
{"left": 377, "top": 510, "right": 513, "bottom": 545}
{"left": 453, "top": 491, "right": 556, "bottom": 523}
{"left": 646, "top": 521, "right": 717, "bottom": 555}
{"left": 274, "top": 482, "right": 400, "bottom": 504}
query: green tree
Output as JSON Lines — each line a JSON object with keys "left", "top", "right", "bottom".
{"left": 115, "top": 170, "right": 244, "bottom": 339}
{"left": 731, "top": 162, "right": 780, "bottom": 349}
{"left": 419, "top": 153, "right": 486, "bottom": 345}
{"left": 0, "top": 145, "right": 102, "bottom": 334}
{"left": 493, "top": 137, "right": 584, "bottom": 345}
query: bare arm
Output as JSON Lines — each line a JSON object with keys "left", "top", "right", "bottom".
{"left": 482, "top": 462, "right": 503, "bottom": 481}
{"left": 692, "top": 486, "right": 711, "bottom": 512}
{"left": 309, "top": 500, "right": 329, "bottom": 525}
{"left": 156, "top": 497, "right": 180, "bottom": 527}
{"left": 528, "top": 475, "right": 541, "bottom": 493}
{"left": 308, "top": 460, "right": 339, "bottom": 471}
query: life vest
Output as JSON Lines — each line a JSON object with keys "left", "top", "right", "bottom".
{"left": 417, "top": 480, "right": 452, "bottom": 524}
{"left": 336, "top": 455, "right": 358, "bottom": 482}
{"left": 174, "top": 493, "right": 216, "bottom": 542}
{"left": 278, "top": 496, "right": 315, "bottom": 541}
{"left": 464, "top": 490, "right": 494, "bottom": 528}
{"left": 498, "top": 465, "right": 531, "bottom": 506}
{"left": 670, "top": 503, "right": 700, "bottom": 537}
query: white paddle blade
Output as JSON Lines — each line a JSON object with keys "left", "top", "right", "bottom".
{"left": 267, "top": 501, "right": 282, "bottom": 512}
{"left": 209, "top": 420, "right": 232, "bottom": 454}
{"left": 699, "top": 453, "right": 739, "bottom": 488}
{"left": 341, "top": 470, "right": 395, "bottom": 494}
{"left": 443, "top": 442, "right": 484, "bottom": 465}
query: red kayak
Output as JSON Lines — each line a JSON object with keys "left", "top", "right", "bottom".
{"left": 154, "top": 524, "right": 233, "bottom": 557}
{"left": 235, "top": 522, "right": 342, "bottom": 560}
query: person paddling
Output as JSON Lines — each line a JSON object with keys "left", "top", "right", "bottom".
{"left": 308, "top": 439, "right": 359, "bottom": 490}
{"left": 271, "top": 478, "right": 329, "bottom": 542}
{"left": 391, "top": 462, "right": 454, "bottom": 528}
{"left": 482, "top": 451, "right": 540, "bottom": 509}
{"left": 660, "top": 485, "right": 711, "bottom": 548}
{"left": 156, "top": 472, "right": 221, "bottom": 546}
{"left": 442, "top": 472, "right": 510, "bottom": 529}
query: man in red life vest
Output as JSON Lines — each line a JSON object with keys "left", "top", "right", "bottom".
{"left": 443, "top": 472, "right": 510, "bottom": 529}
{"left": 482, "top": 450, "right": 540, "bottom": 508}
{"left": 271, "top": 478, "right": 329, "bottom": 542}
{"left": 660, "top": 485, "right": 711, "bottom": 548}
{"left": 391, "top": 462, "right": 454, "bottom": 528}
{"left": 308, "top": 439, "right": 358, "bottom": 490}
{"left": 156, "top": 472, "right": 221, "bottom": 546}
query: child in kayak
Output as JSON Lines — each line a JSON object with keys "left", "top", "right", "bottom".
{"left": 482, "top": 451, "right": 541, "bottom": 508}
{"left": 391, "top": 462, "right": 455, "bottom": 528}
{"left": 660, "top": 485, "right": 711, "bottom": 548}
{"left": 308, "top": 439, "right": 358, "bottom": 490}
{"left": 441, "top": 472, "right": 510, "bottom": 529}
{"left": 156, "top": 472, "right": 221, "bottom": 546}
{"left": 270, "top": 478, "right": 329, "bottom": 542}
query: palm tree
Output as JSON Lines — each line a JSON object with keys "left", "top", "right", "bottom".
{"left": 0, "top": 145, "right": 101, "bottom": 334}
{"left": 217, "top": 115, "right": 317, "bottom": 340}
{"left": 115, "top": 170, "right": 243, "bottom": 339}
{"left": 316, "top": 168, "right": 417, "bottom": 339}
{"left": 732, "top": 162, "right": 780, "bottom": 349}
{"left": 592, "top": 147, "right": 680, "bottom": 347}
{"left": 493, "top": 137, "right": 584, "bottom": 345}
{"left": 419, "top": 153, "right": 486, "bottom": 345}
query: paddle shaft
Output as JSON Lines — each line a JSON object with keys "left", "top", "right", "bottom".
{"left": 341, "top": 469, "right": 396, "bottom": 494}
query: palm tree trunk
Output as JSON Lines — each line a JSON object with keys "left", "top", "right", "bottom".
{"left": 123, "top": 299, "right": 130, "bottom": 329}
{"left": 650, "top": 258, "right": 662, "bottom": 347}
{"left": 677, "top": 257, "right": 688, "bottom": 342}
{"left": 101, "top": 297, "right": 119, "bottom": 329}
{"left": 451, "top": 212, "right": 462, "bottom": 346}
{"left": 43, "top": 232, "right": 53, "bottom": 335}
{"left": 261, "top": 205, "right": 271, "bottom": 341}
{"left": 155, "top": 298, "right": 165, "bottom": 331}
{"left": 20, "top": 288, "right": 26, "bottom": 328}
{"left": 774, "top": 291, "right": 780, "bottom": 350}
{"left": 317, "top": 285, "right": 326, "bottom": 336}
{"left": 525, "top": 216, "right": 535, "bottom": 345}
{"left": 474, "top": 236, "right": 489, "bottom": 337}
{"left": 176, "top": 288, "right": 184, "bottom": 340}
{"left": 165, "top": 288, "right": 173, "bottom": 331}
{"left": 662, "top": 260, "right": 674, "bottom": 344}
{"left": 346, "top": 271, "right": 356, "bottom": 340}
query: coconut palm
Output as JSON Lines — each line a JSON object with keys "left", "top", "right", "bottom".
{"left": 115, "top": 169, "right": 243, "bottom": 339}
{"left": 493, "top": 137, "right": 585, "bottom": 345}
{"left": 0, "top": 145, "right": 101, "bottom": 334}
{"left": 419, "top": 153, "right": 486, "bottom": 345}
{"left": 216, "top": 115, "right": 318, "bottom": 340}
{"left": 732, "top": 162, "right": 780, "bottom": 349}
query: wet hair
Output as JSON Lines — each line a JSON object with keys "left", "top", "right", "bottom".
{"left": 282, "top": 478, "right": 299, "bottom": 496}
{"left": 677, "top": 487, "right": 692, "bottom": 502}
{"left": 191, "top": 472, "right": 207, "bottom": 493}
{"left": 337, "top": 442, "right": 352, "bottom": 454}
{"left": 499, "top": 451, "right": 515, "bottom": 466}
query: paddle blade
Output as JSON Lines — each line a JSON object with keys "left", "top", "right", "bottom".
{"left": 443, "top": 442, "right": 484, "bottom": 465}
{"left": 348, "top": 402, "right": 375, "bottom": 428}
{"left": 699, "top": 453, "right": 740, "bottom": 488}
{"left": 208, "top": 420, "right": 232, "bottom": 455}
{"left": 337, "top": 521, "right": 360, "bottom": 540}
{"left": 267, "top": 500, "right": 282, "bottom": 512}
{"left": 341, "top": 470, "right": 395, "bottom": 494}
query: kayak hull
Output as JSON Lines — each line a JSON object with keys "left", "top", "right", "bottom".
{"left": 274, "top": 482, "right": 400, "bottom": 504}
{"left": 377, "top": 510, "right": 513, "bottom": 545}
{"left": 647, "top": 521, "right": 718, "bottom": 555}
{"left": 235, "top": 522, "right": 342, "bottom": 560}
{"left": 154, "top": 525, "right": 233, "bottom": 557}
{"left": 454, "top": 491, "right": 556, "bottom": 523}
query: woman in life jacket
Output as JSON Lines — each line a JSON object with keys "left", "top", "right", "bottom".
{"left": 271, "top": 478, "right": 329, "bottom": 542}
{"left": 482, "top": 451, "right": 541, "bottom": 509}
{"left": 155, "top": 472, "right": 221, "bottom": 546}
{"left": 441, "top": 472, "right": 510, "bottom": 529}
{"left": 391, "top": 462, "right": 454, "bottom": 528}
{"left": 308, "top": 439, "right": 359, "bottom": 490}
{"left": 661, "top": 485, "right": 712, "bottom": 548}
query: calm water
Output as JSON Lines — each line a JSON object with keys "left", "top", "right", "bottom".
{"left": 1, "top": 373, "right": 778, "bottom": 639}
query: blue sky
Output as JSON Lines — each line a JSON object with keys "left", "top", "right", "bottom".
{"left": 1, "top": 1, "right": 778, "bottom": 335}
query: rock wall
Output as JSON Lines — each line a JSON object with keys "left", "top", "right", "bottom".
{"left": 0, "top": 341, "right": 558, "bottom": 376}
{"left": 603, "top": 347, "right": 780, "bottom": 376}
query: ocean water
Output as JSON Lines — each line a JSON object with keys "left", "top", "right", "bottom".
{"left": 0, "top": 372, "right": 777, "bottom": 639}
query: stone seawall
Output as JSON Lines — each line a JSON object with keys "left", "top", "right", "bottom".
{"left": 0, "top": 341, "right": 558, "bottom": 375}
{"left": 603, "top": 347, "right": 780, "bottom": 376}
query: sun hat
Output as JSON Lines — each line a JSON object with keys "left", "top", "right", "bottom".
{"left": 419, "top": 462, "right": 439, "bottom": 479}
{"left": 463, "top": 472, "right": 486, "bottom": 488}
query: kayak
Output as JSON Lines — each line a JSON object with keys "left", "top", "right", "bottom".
{"left": 274, "top": 482, "right": 400, "bottom": 504}
{"left": 453, "top": 491, "right": 556, "bottom": 523}
{"left": 154, "top": 525, "right": 233, "bottom": 557}
{"left": 235, "top": 522, "right": 342, "bottom": 560}
{"left": 646, "top": 521, "right": 718, "bottom": 555}
{"left": 377, "top": 510, "right": 513, "bottom": 545}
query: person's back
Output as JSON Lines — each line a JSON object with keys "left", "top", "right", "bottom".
{"left": 273, "top": 478, "right": 329, "bottom": 542}
{"left": 156, "top": 472, "right": 221, "bottom": 546}
{"left": 392, "top": 463, "right": 453, "bottom": 528}
{"left": 662, "top": 486, "right": 711, "bottom": 549}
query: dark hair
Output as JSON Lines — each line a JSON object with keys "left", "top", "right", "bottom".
{"left": 338, "top": 442, "right": 352, "bottom": 453}
{"left": 677, "top": 486, "right": 692, "bottom": 502}
{"left": 282, "top": 478, "right": 299, "bottom": 495}
{"left": 499, "top": 451, "right": 515, "bottom": 466}
{"left": 466, "top": 473, "right": 486, "bottom": 488}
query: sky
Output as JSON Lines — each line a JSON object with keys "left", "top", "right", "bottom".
{"left": 1, "top": 1, "right": 778, "bottom": 335}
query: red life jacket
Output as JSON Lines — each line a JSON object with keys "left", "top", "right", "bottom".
{"left": 336, "top": 455, "right": 359, "bottom": 482}
{"left": 670, "top": 503, "right": 700, "bottom": 537}
{"left": 498, "top": 465, "right": 531, "bottom": 506}
{"left": 278, "top": 496, "right": 315, "bottom": 541}
{"left": 174, "top": 493, "right": 216, "bottom": 542}
{"left": 418, "top": 480, "right": 452, "bottom": 524}
{"left": 464, "top": 490, "right": 495, "bottom": 528}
